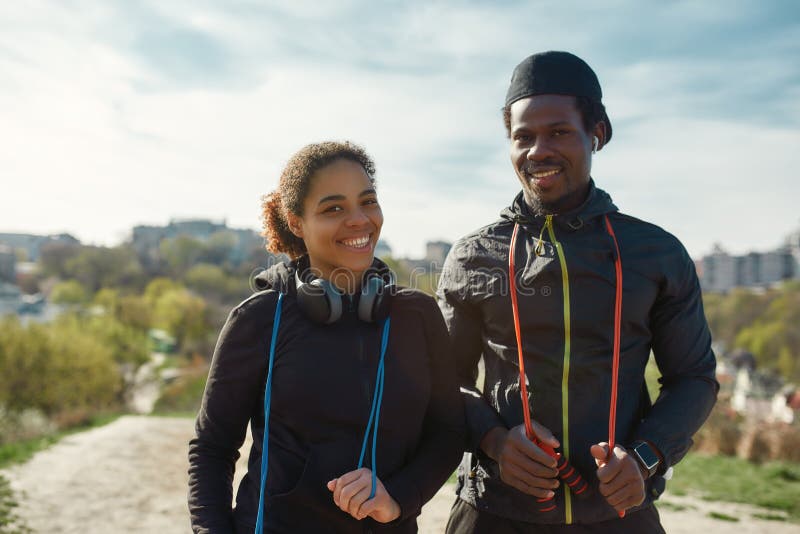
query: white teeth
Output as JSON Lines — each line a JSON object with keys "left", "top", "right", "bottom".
{"left": 531, "top": 169, "right": 559, "bottom": 178}
{"left": 342, "top": 236, "right": 370, "bottom": 248}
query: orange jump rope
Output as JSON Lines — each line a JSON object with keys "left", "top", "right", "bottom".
{"left": 508, "top": 216, "right": 624, "bottom": 516}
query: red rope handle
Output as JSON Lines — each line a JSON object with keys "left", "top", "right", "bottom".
{"left": 508, "top": 223, "right": 536, "bottom": 442}
{"left": 604, "top": 215, "right": 624, "bottom": 517}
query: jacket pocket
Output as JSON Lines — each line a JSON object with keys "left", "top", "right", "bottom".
{"left": 268, "top": 445, "right": 319, "bottom": 501}
{"left": 264, "top": 445, "right": 354, "bottom": 532}
{"left": 264, "top": 437, "right": 309, "bottom": 499}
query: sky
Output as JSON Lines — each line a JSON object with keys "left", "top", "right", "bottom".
{"left": 1, "top": 0, "right": 799, "bottom": 260}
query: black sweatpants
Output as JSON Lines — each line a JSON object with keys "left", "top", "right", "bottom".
{"left": 445, "top": 498, "right": 666, "bottom": 534}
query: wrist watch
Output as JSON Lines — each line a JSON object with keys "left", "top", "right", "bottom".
{"left": 629, "top": 441, "right": 661, "bottom": 478}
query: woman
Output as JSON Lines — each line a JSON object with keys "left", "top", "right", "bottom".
{"left": 188, "top": 141, "right": 464, "bottom": 533}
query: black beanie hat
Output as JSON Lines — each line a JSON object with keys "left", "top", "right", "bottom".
{"left": 505, "top": 51, "right": 612, "bottom": 142}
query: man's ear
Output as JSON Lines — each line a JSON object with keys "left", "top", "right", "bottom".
{"left": 286, "top": 212, "right": 304, "bottom": 238}
{"left": 593, "top": 121, "right": 607, "bottom": 151}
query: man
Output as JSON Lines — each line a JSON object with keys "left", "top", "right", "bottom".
{"left": 437, "top": 51, "right": 718, "bottom": 532}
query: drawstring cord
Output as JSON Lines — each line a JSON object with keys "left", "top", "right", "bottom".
{"left": 255, "top": 298, "right": 391, "bottom": 533}
{"left": 255, "top": 292, "right": 285, "bottom": 534}
{"left": 357, "top": 317, "right": 391, "bottom": 499}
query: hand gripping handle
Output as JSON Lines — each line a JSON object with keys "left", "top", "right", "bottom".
{"left": 529, "top": 434, "right": 590, "bottom": 513}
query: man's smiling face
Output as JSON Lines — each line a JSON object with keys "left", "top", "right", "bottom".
{"left": 509, "top": 94, "right": 601, "bottom": 214}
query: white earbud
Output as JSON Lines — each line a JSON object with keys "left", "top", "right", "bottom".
{"left": 592, "top": 136, "right": 599, "bottom": 153}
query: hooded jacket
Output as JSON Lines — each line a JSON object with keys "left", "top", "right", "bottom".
{"left": 188, "top": 258, "right": 464, "bottom": 533}
{"left": 437, "top": 181, "right": 718, "bottom": 525}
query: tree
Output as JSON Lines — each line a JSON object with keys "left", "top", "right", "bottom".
{"left": 185, "top": 263, "right": 248, "bottom": 303}
{"left": 159, "top": 236, "right": 205, "bottom": 276}
{"left": 144, "top": 277, "right": 181, "bottom": 303}
{"left": 50, "top": 280, "right": 89, "bottom": 305}
{"left": 152, "top": 288, "right": 209, "bottom": 348}
{"left": 710, "top": 281, "right": 800, "bottom": 382}
{"left": 39, "top": 241, "right": 81, "bottom": 279}
{"left": 73, "top": 246, "right": 143, "bottom": 292}
{"left": 203, "top": 231, "right": 237, "bottom": 265}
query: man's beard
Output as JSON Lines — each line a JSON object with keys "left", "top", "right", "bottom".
{"left": 522, "top": 178, "right": 590, "bottom": 217}
{"left": 525, "top": 194, "right": 558, "bottom": 217}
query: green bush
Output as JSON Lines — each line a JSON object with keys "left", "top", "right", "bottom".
{"left": 0, "top": 316, "right": 121, "bottom": 421}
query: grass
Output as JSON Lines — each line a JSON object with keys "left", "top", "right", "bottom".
{"left": 708, "top": 511, "right": 739, "bottom": 522}
{"left": 657, "top": 501, "right": 694, "bottom": 512}
{"left": 667, "top": 452, "right": 800, "bottom": 522}
{"left": 752, "top": 512, "right": 788, "bottom": 521}
{"left": 0, "top": 474, "right": 31, "bottom": 534}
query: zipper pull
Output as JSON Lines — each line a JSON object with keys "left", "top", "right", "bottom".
{"left": 535, "top": 215, "right": 553, "bottom": 256}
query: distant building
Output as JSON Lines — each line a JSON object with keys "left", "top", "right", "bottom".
{"left": 700, "top": 246, "right": 738, "bottom": 292}
{"left": 0, "top": 233, "right": 79, "bottom": 262}
{"left": 375, "top": 240, "right": 392, "bottom": 259}
{"left": 0, "top": 245, "right": 15, "bottom": 284}
{"left": 130, "top": 218, "right": 267, "bottom": 269}
{"left": 788, "top": 227, "right": 800, "bottom": 280}
{"left": 0, "top": 282, "right": 20, "bottom": 316}
{"left": 699, "top": 224, "right": 800, "bottom": 292}
{"left": 132, "top": 219, "right": 226, "bottom": 256}
{"left": 425, "top": 241, "right": 451, "bottom": 269}
{"left": 398, "top": 240, "right": 453, "bottom": 275}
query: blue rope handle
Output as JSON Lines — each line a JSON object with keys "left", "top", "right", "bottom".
{"left": 357, "top": 317, "right": 391, "bottom": 499}
{"left": 255, "top": 292, "right": 284, "bottom": 534}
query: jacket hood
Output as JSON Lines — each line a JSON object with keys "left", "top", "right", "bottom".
{"left": 251, "top": 255, "right": 395, "bottom": 294}
{"left": 252, "top": 259, "right": 293, "bottom": 293}
{"left": 500, "top": 179, "right": 618, "bottom": 228}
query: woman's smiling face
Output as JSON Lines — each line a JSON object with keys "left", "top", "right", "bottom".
{"left": 287, "top": 158, "right": 383, "bottom": 291}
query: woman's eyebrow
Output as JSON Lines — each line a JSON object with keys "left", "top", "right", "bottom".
{"left": 317, "top": 194, "right": 345, "bottom": 205}
{"left": 318, "top": 189, "right": 376, "bottom": 205}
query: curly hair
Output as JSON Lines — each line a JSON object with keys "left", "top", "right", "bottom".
{"left": 261, "top": 141, "right": 376, "bottom": 258}
{"left": 502, "top": 96, "right": 608, "bottom": 140}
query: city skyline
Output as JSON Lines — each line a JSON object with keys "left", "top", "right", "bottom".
{"left": 2, "top": 1, "right": 799, "bottom": 259}
{"left": 4, "top": 216, "right": 800, "bottom": 263}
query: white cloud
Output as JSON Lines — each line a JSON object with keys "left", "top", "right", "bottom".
{"left": 1, "top": 0, "right": 798, "bottom": 262}
{"left": 595, "top": 117, "right": 800, "bottom": 257}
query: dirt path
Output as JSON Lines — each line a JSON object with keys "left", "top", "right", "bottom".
{"left": 2, "top": 416, "right": 797, "bottom": 533}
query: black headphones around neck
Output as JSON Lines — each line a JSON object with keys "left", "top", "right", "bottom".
{"left": 294, "top": 264, "right": 393, "bottom": 325}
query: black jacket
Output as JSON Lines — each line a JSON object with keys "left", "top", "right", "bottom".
{"left": 437, "top": 182, "right": 718, "bottom": 525}
{"left": 188, "top": 259, "right": 464, "bottom": 533}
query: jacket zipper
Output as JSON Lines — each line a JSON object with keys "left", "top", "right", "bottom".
{"left": 543, "top": 215, "right": 574, "bottom": 524}
{"left": 350, "top": 296, "right": 372, "bottom": 409}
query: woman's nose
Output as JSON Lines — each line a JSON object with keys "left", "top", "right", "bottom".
{"left": 345, "top": 208, "right": 370, "bottom": 227}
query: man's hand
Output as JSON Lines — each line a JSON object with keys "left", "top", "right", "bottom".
{"left": 590, "top": 442, "right": 646, "bottom": 514}
{"left": 327, "top": 468, "right": 401, "bottom": 523}
{"left": 481, "top": 422, "right": 560, "bottom": 498}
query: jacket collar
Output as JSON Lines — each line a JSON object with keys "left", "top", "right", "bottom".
{"left": 500, "top": 178, "right": 618, "bottom": 230}
{"left": 252, "top": 255, "right": 395, "bottom": 294}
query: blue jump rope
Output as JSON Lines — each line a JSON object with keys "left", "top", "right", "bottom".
{"left": 255, "top": 292, "right": 391, "bottom": 533}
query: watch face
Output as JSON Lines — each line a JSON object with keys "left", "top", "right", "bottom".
{"left": 635, "top": 442, "right": 660, "bottom": 471}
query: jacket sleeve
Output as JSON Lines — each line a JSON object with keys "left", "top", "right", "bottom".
{"left": 382, "top": 295, "right": 466, "bottom": 520}
{"left": 633, "top": 244, "right": 719, "bottom": 472}
{"left": 436, "top": 243, "right": 506, "bottom": 452}
{"left": 188, "top": 294, "right": 274, "bottom": 534}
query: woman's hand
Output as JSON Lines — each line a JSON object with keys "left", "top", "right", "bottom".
{"left": 326, "top": 468, "right": 401, "bottom": 523}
